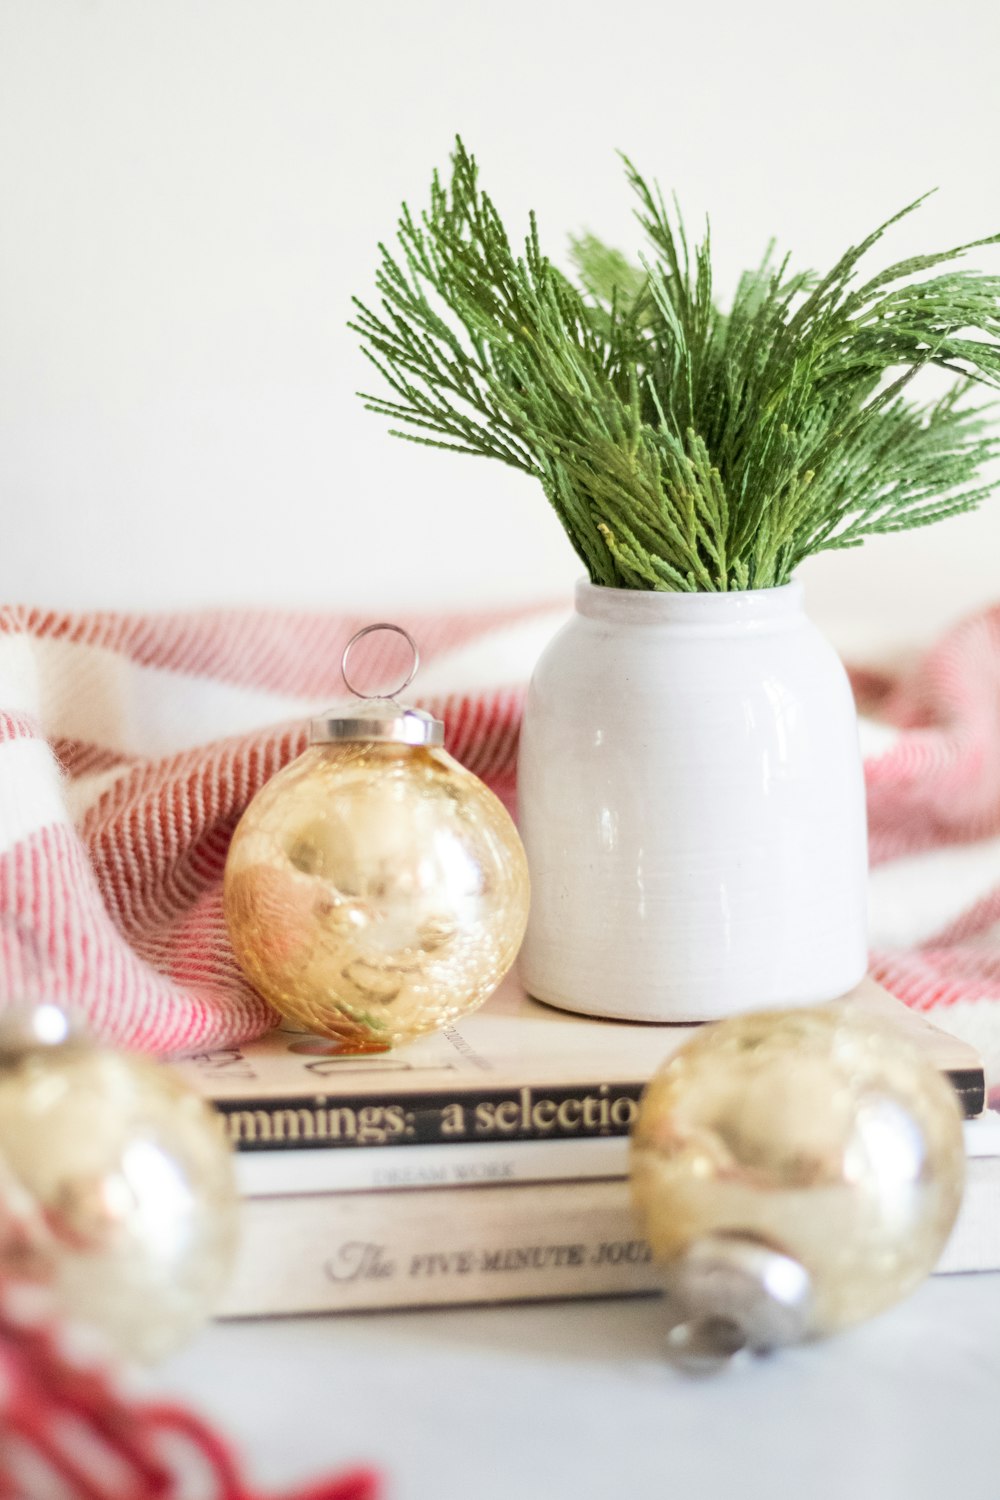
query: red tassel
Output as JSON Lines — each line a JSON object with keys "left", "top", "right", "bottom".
{"left": 0, "top": 1278, "right": 381, "bottom": 1500}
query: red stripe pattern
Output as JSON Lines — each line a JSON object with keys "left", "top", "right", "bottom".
{"left": 2, "top": 602, "right": 1000, "bottom": 1063}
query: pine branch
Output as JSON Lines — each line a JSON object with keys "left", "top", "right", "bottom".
{"left": 351, "top": 138, "right": 1000, "bottom": 591}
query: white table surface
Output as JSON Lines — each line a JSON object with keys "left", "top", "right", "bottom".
{"left": 161, "top": 1277, "right": 1000, "bottom": 1499}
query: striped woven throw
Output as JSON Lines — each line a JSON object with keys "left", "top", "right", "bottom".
{"left": 1, "top": 601, "right": 999, "bottom": 1079}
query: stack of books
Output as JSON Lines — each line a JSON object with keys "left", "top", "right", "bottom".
{"left": 173, "top": 974, "right": 998, "bottom": 1318}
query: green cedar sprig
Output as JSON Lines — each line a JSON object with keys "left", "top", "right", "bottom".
{"left": 351, "top": 139, "right": 1000, "bottom": 591}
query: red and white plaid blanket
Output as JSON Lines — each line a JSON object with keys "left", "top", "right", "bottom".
{"left": 2, "top": 601, "right": 1000, "bottom": 1079}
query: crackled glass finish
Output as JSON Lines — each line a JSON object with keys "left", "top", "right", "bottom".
{"left": 0, "top": 1045, "right": 238, "bottom": 1362}
{"left": 630, "top": 1004, "right": 966, "bottom": 1335}
{"left": 223, "top": 742, "right": 530, "bottom": 1047}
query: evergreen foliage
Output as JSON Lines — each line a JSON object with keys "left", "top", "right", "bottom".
{"left": 351, "top": 141, "right": 1000, "bottom": 591}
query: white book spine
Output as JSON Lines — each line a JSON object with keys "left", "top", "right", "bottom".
{"left": 235, "top": 1136, "right": 630, "bottom": 1196}
{"left": 235, "top": 1114, "right": 1000, "bottom": 1198}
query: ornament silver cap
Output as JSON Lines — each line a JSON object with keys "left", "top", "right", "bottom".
{"left": 310, "top": 701, "right": 444, "bottom": 747}
{"left": 309, "top": 623, "right": 445, "bottom": 748}
{"left": 660, "top": 1233, "right": 814, "bottom": 1373}
{"left": 0, "top": 1003, "right": 81, "bottom": 1063}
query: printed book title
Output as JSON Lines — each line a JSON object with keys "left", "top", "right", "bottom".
{"left": 325, "top": 1237, "right": 653, "bottom": 1285}
{"left": 218, "top": 1084, "right": 642, "bottom": 1150}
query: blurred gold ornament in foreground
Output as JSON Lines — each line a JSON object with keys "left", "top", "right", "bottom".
{"left": 630, "top": 1003, "right": 966, "bottom": 1366}
{"left": 0, "top": 1005, "right": 238, "bottom": 1362}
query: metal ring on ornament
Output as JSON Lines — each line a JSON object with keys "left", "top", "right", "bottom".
{"left": 340, "top": 623, "right": 420, "bottom": 702}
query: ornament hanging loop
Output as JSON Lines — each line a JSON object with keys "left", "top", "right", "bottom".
{"left": 341, "top": 623, "right": 419, "bottom": 702}
{"left": 312, "top": 623, "right": 441, "bottom": 745}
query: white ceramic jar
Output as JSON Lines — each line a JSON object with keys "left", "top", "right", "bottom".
{"left": 517, "top": 580, "right": 868, "bottom": 1021}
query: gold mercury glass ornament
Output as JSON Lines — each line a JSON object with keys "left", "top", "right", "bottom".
{"left": 224, "top": 623, "right": 530, "bottom": 1048}
{"left": 0, "top": 1004, "right": 239, "bottom": 1363}
{"left": 630, "top": 1002, "right": 966, "bottom": 1370}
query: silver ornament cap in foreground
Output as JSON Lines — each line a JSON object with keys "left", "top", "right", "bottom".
{"left": 660, "top": 1234, "right": 814, "bottom": 1371}
{"left": 0, "top": 1001, "right": 78, "bottom": 1059}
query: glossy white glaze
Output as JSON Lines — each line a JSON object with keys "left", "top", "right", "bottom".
{"left": 517, "top": 580, "right": 868, "bottom": 1020}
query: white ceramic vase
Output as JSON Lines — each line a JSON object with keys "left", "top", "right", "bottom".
{"left": 517, "top": 579, "right": 868, "bottom": 1021}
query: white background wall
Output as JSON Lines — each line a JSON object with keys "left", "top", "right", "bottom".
{"left": 1, "top": 0, "right": 999, "bottom": 655}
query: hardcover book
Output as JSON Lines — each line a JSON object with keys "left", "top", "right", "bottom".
{"left": 216, "top": 1147, "right": 1000, "bottom": 1318}
{"left": 175, "top": 972, "right": 986, "bottom": 1157}
{"left": 172, "top": 975, "right": 996, "bottom": 1318}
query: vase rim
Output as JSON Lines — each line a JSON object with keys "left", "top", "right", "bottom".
{"left": 575, "top": 577, "right": 804, "bottom": 624}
